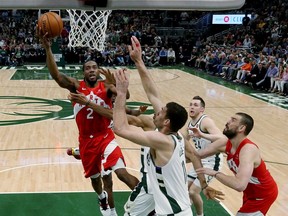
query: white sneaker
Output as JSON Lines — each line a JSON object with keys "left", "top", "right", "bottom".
{"left": 110, "top": 209, "right": 118, "bottom": 216}
{"left": 99, "top": 191, "right": 110, "bottom": 216}
{"left": 100, "top": 208, "right": 111, "bottom": 216}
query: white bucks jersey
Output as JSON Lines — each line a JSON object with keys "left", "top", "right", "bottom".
{"left": 146, "top": 133, "right": 190, "bottom": 215}
{"left": 139, "top": 146, "right": 152, "bottom": 194}
{"left": 188, "top": 114, "right": 222, "bottom": 165}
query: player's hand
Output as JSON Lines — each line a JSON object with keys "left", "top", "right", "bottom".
{"left": 128, "top": 36, "right": 143, "bottom": 64}
{"left": 36, "top": 24, "right": 51, "bottom": 49}
{"left": 128, "top": 105, "right": 148, "bottom": 116}
{"left": 68, "top": 91, "right": 89, "bottom": 105}
{"left": 188, "top": 127, "right": 202, "bottom": 138}
{"left": 196, "top": 167, "right": 217, "bottom": 176}
{"left": 203, "top": 186, "right": 225, "bottom": 201}
{"left": 99, "top": 68, "right": 116, "bottom": 85}
{"left": 115, "top": 68, "right": 130, "bottom": 95}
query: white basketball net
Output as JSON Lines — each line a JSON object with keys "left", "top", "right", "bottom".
{"left": 67, "top": 9, "right": 111, "bottom": 51}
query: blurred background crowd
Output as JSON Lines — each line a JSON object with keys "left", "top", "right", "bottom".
{"left": 0, "top": 0, "right": 288, "bottom": 94}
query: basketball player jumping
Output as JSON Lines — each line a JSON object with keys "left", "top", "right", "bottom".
{"left": 38, "top": 29, "right": 139, "bottom": 216}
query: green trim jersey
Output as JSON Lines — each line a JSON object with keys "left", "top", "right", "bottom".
{"left": 188, "top": 114, "right": 223, "bottom": 165}
{"left": 146, "top": 133, "right": 191, "bottom": 215}
{"left": 140, "top": 146, "right": 152, "bottom": 194}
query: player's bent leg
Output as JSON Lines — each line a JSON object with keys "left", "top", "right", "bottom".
{"left": 90, "top": 173, "right": 103, "bottom": 194}
{"left": 102, "top": 172, "right": 115, "bottom": 207}
{"left": 113, "top": 159, "right": 139, "bottom": 190}
{"left": 90, "top": 173, "right": 110, "bottom": 216}
{"left": 102, "top": 170, "right": 118, "bottom": 216}
{"left": 102, "top": 140, "right": 139, "bottom": 190}
{"left": 188, "top": 169, "right": 205, "bottom": 216}
{"left": 189, "top": 181, "right": 203, "bottom": 216}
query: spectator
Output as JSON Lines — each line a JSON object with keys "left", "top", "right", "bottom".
{"left": 167, "top": 47, "right": 176, "bottom": 65}
{"left": 186, "top": 47, "right": 199, "bottom": 67}
{"left": 256, "top": 61, "right": 279, "bottom": 91}
{"left": 243, "top": 35, "right": 252, "bottom": 48}
{"left": 114, "top": 43, "right": 125, "bottom": 65}
{"left": 271, "top": 63, "right": 285, "bottom": 93}
{"left": 247, "top": 62, "right": 268, "bottom": 89}
{"left": 233, "top": 58, "right": 252, "bottom": 83}
{"left": 158, "top": 46, "right": 167, "bottom": 65}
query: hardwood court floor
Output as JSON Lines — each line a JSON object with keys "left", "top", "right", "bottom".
{"left": 0, "top": 66, "right": 287, "bottom": 215}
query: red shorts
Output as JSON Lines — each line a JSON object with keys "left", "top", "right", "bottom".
{"left": 79, "top": 131, "right": 125, "bottom": 178}
{"left": 239, "top": 185, "right": 278, "bottom": 215}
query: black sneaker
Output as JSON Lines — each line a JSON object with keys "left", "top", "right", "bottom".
{"left": 99, "top": 190, "right": 109, "bottom": 215}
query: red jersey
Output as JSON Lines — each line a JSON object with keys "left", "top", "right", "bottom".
{"left": 74, "top": 80, "right": 114, "bottom": 138}
{"left": 225, "top": 138, "right": 278, "bottom": 214}
{"left": 73, "top": 80, "right": 119, "bottom": 177}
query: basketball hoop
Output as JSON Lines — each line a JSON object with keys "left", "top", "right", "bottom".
{"left": 66, "top": 9, "right": 111, "bottom": 51}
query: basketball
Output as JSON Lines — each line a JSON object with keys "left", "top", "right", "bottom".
{"left": 38, "top": 12, "right": 63, "bottom": 38}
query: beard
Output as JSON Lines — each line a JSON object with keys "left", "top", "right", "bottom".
{"left": 223, "top": 128, "right": 237, "bottom": 139}
{"left": 86, "top": 79, "right": 97, "bottom": 87}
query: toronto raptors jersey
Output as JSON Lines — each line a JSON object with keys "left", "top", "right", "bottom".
{"left": 225, "top": 138, "right": 278, "bottom": 200}
{"left": 74, "top": 80, "right": 114, "bottom": 138}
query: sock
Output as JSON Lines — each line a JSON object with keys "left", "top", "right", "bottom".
{"left": 98, "top": 191, "right": 106, "bottom": 200}
{"left": 110, "top": 208, "right": 116, "bottom": 212}
{"left": 197, "top": 214, "right": 204, "bottom": 216}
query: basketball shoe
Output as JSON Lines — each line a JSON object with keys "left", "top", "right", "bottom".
{"left": 99, "top": 190, "right": 110, "bottom": 216}
{"left": 66, "top": 147, "right": 81, "bottom": 160}
{"left": 110, "top": 208, "right": 118, "bottom": 216}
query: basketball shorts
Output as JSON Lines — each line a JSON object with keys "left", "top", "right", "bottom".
{"left": 238, "top": 187, "right": 278, "bottom": 216}
{"left": 187, "top": 161, "right": 221, "bottom": 187}
{"left": 79, "top": 135, "right": 125, "bottom": 178}
{"left": 124, "top": 182, "right": 154, "bottom": 216}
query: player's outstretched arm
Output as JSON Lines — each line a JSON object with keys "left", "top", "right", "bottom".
{"left": 113, "top": 69, "right": 170, "bottom": 150}
{"left": 197, "top": 136, "right": 227, "bottom": 159}
{"left": 197, "top": 144, "right": 257, "bottom": 192}
{"left": 69, "top": 91, "right": 152, "bottom": 126}
{"left": 128, "top": 36, "right": 163, "bottom": 113}
{"left": 37, "top": 26, "right": 78, "bottom": 92}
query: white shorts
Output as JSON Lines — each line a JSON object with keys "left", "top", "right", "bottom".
{"left": 124, "top": 182, "right": 155, "bottom": 216}
{"left": 188, "top": 161, "right": 221, "bottom": 187}
{"left": 101, "top": 158, "right": 126, "bottom": 177}
{"left": 157, "top": 207, "right": 192, "bottom": 216}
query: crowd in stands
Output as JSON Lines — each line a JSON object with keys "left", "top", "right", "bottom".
{"left": 0, "top": 0, "right": 288, "bottom": 95}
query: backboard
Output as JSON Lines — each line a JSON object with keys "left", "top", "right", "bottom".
{"left": 1, "top": 0, "right": 245, "bottom": 11}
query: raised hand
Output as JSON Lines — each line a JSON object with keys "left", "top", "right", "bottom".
{"left": 99, "top": 68, "right": 116, "bottom": 85}
{"left": 36, "top": 24, "right": 51, "bottom": 49}
{"left": 115, "top": 68, "right": 130, "bottom": 95}
{"left": 128, "top": 36, "right": 142, "bottom": 64}
{"left": 188, "top": 127, "right": 203, "bottom": 138}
